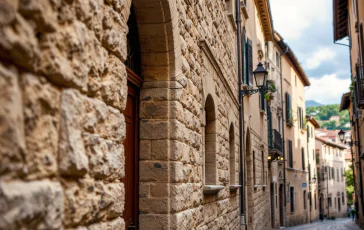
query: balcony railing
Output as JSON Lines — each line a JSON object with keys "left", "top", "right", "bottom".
{"left": 356, "top": 64, "right": 364, "bottom": 108}
{"left": 269, "top": 129, "right": 283, "bottom": 154}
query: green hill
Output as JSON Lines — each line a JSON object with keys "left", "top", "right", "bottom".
{"left": 306, "top": 104, "right": 350, "bottom": 130}
{"left": 306, "top": 100, "right": 324, "bottom": 108}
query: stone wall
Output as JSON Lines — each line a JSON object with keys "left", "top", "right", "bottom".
{"left": 0, "top": 0, "right": 240, "bottom": 229}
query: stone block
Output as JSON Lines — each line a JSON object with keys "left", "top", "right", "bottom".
{"left": 140, "top": 161, "right": 168, "bottom": 182}
{"left": 102, "top": 5, "right": 127, "bottom": 61}
{"left": 0, "top": 180, "right": 64, "bottom": 230}
{"left": 0, "top": 63, "right": 25, "bottom": 178}
{"left": 83, "top": 97, "right": 125, "bottom": 141}
{"left": 19, "top": 0, "right": 58, "bottom": 32}
{"left": 88, "top": 217, "right": 125, "bottom": 230}
{"left": 98, "top": 55, "right": 127, "bottom": 111}
{"left": 139, "top": 214, "right": 169, "bottom": 230}
{"left": 140, "top": 120, "right": 169, "bottom": 140}
{"left": 59, "top": 89, "right": 88, "bottom": 176}
{"left": 83, "top": 133, "right": 124, "bottom": 180}
{"left": 140, "top": 101, "right": 169, "bottom": 119}
{"left": 0, "top": 13, "right": 40, "bottom": 73}
{"left": 38, "top": 21, "right": 91, "bottom": 91}
{"left": 64, "top": 179, "right": 124, "bottom": 226}
{"left": 21, "top": 73, "right": 60, "bottom": 179}
{"left": 139, "top": 197, "right": 169, "bottom": 214}
{"left": 75, "top": 0, "right": 103, "bottom": 39}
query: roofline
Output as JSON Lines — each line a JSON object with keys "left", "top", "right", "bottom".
{"left": 339, "top": 92, "right": 351, "bottom": 111}
{"left": 315, "top": 136, "right": 347, "bottom": 150}
{"left": 255, "top": 0, "right": 274, "bottom": 41}
{"left": 306, "top": 115, "right": 320, "bottom": 128}
{"left": 274, "top": 31, "right": 311, "bottom": 86}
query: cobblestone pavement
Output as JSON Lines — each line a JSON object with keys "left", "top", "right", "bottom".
{"left": 283, "top": 218, "right": 361, "bottom": 230}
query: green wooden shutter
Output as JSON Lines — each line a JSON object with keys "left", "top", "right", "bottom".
{"left": 246, "top": 38, "right": 253, "bottom": 86}
{"left": 242, "top": 29, "right": 246, "bottom": 84}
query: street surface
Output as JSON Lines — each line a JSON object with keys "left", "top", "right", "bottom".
{"left": 283, "top": 218, "right": 361, "bottom": 230}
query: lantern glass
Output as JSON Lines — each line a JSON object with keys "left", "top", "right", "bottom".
{"left": 338, "top": 129, "right": 345, "bottom": 142}
{"left": 312, "top": 177, "right": 316, "bottom": 184}
{"left": 253, "top": 62, "right": 268, "bottom": 89}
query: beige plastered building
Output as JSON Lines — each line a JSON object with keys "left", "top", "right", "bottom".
{"left": 315, "top": 137, "right": 348, "bottom": 218}
{"left": 306, "top": 115, "right": 320, "bottom": 223}
{"left": 276, "top": 32, "right": 311, "bottom": 227}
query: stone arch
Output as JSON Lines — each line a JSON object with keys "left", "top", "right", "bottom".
{"left": 204, "top": 94, "right": 217, "bottom": 185}
{"left": 132, "top": 0, "right": 180, "bottom": 81}
{"left": 125, "top": 0, "right": 181, "bottom": 229}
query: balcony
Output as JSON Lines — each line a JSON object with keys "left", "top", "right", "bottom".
{"left": 268, "top": 129, "right": 283, "bottom": 156}
{"left": 356, "top": 64, "right": 364, "bottom": 108}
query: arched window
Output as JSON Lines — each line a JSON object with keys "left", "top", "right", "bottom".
{"left": 205, "top": 95, "right": 216, "bottom": 185}
{"left": 229, "top": 124, "right": 235, "bottom": 184}
{"left": 261, "top": 151, "right": 265, "bottom": 185}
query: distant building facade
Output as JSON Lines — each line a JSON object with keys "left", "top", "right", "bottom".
{"left": 316, "top": 136, "right": 348, "bottom": 218}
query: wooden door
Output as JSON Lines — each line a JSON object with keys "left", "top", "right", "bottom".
{"left": 123, "top": 69, "right": 142, "bottom": 229}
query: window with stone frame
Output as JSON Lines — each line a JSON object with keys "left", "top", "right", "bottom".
{"left": 261, "top": 151, "right": 265, "bottom": 185}
{"left": 290, "top": 187, "right": 295, "bottom": 213}
{"left": 204, "top": 95, "right": 217, "bottom": 185}
{"left": 229, "top": 124, "right": 235, "bottom": 184}
{"left": 342, "top": 192, "right": 345, "bottom": 204}
{"left": 303, "top": 190, "right": 307, "bottom": 210}
{"left": 301, "top": 148, "right": 305, "bottom": 170}
{"left": 253, "top": 151, "right": 256, "bottom": 185}
{"left": 288, "top": 140, "right": 293, "bottom": 168}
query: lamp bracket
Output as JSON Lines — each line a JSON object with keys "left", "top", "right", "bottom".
{"left": 240, "top": 86, "right": 266, "bottom": 98}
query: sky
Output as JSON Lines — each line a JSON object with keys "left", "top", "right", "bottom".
{"left": 270, "top": 0, "right": 351, "bottom": 105}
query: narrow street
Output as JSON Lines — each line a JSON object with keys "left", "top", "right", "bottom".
{"left": 284, "top": 218, "right": 361, "bottom": 230}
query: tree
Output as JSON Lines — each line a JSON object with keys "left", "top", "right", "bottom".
{"left": 346, "top": 166, "right": 354, "bottom": 205}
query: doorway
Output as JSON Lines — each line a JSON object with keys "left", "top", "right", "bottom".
{"left": 279, "top": 184, "right": 284, "bottom": 226}
{"left": 123, "top": 5, "right": 142, "bottom": 229}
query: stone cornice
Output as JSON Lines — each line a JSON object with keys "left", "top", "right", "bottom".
{"left": 199, "top": 39, "right": 239, "bottom": 107}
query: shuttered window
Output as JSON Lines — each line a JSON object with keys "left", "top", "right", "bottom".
{"left": 246, "top": 38, "right": 253, "bottom": 86}
{"left": 286, "top": 92, "right": 292, "bottom": 124}
{"left": 302, "top": 148, "right": 305, "bottom": 170}
{"left": 242, "top": 29, "right": 246, "bottom": 84}
{"left": 288, "top": 140, "right": 293, "bottom": 168}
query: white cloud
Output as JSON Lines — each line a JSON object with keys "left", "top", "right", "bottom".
{"left": 304, "top": 47, "right": 336, "bottom": 70}
{"left": 306, "top": 74, "right": 350, "bottom": 104}
{"left": 270, "top": 0, "right": 331, "bottom": 40}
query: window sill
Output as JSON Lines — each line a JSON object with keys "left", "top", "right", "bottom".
{"left": 203, "top": 185, "right": 225, "bottom": 194}
{"left": 229, "top": 184, "right": 241, "bottom": 192}
{"left": 286, "top": 122, "right": 294, "bottom": 127}
{"left": 260, "top": 109, "right": 266, "bottom": 115}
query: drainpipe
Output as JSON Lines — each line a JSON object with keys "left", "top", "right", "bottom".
{"left": 235, "top": 0, "right": 246, "bottom": 229}
{"left": 355, "top": 120, "right": 364, "bottom": 215}
{"left": 279, "top": 46, "right": 288, "bottom": 226}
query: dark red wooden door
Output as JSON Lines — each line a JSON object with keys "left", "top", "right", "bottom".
{"left": 123, "top": 69, "right": 141, "bottom": 229}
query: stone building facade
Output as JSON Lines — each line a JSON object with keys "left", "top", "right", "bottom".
{"left": 0, "top": 0, "right": 242, "bottom": 229}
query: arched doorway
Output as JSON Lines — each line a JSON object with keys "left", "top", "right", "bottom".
{"left": 123, "top": 5, "right": 142, "bottom": 229}
{"left": 123, "top": 0, "right": 180, "bottom": 229}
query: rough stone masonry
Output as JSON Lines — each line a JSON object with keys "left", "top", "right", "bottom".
{"left": 0, "top": 0, "right": 241, "bottom": 229}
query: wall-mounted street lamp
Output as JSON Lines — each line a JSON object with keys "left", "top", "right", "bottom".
{"left": 241, "top": 62, "right": 268, "bottom": 97}
{"left": 338, "top": 129, "right": 345, "bottom": 142}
